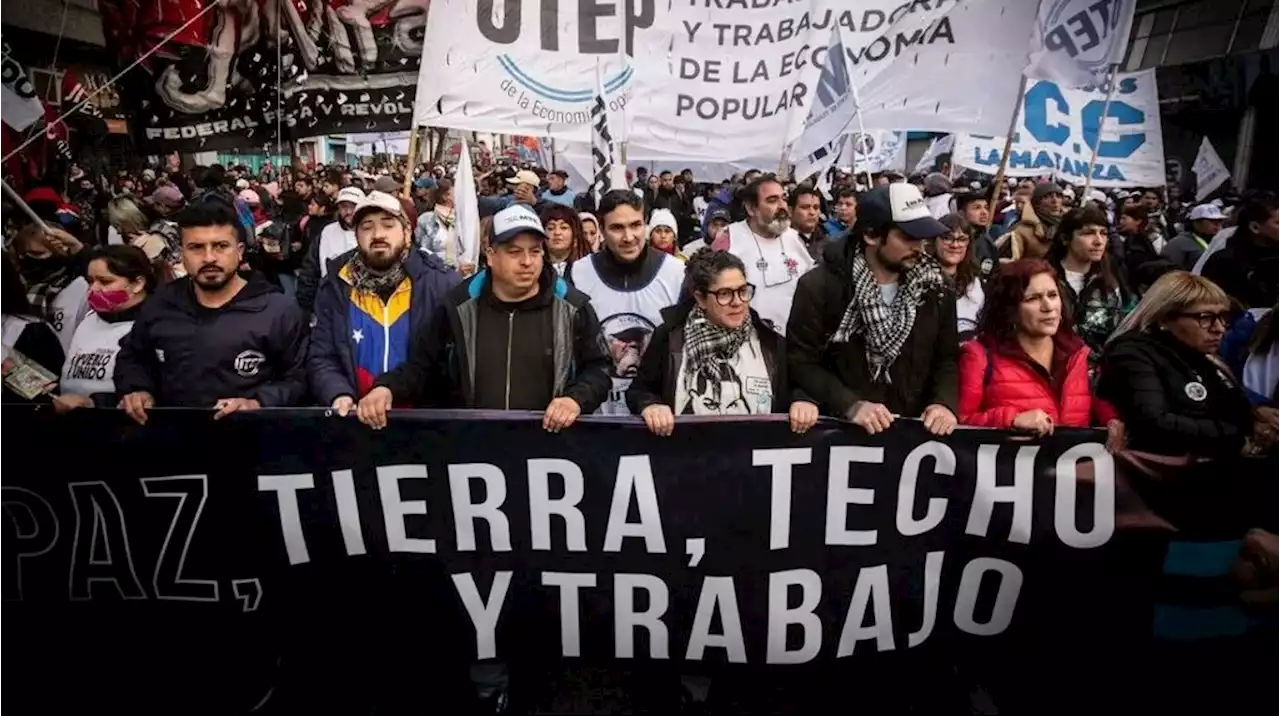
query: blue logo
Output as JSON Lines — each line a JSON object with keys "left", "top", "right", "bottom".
{"left": 497, "top": 55, "right": 633, "bottom": 103}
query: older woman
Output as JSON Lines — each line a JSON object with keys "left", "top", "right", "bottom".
{"left": 626, "top": 249, "right": 818, "bottom": 435}
{"left": 1099, "top": 272, "right": 1272, "bottom": 457}
{"left": 539, "top": 204, "right": 591, "bottom": 276}
{"left": 929, "top": 213, "right": 985, "bottom": 340}
{"left": 958, "top": 259, "right": 1118, "bottom": 438}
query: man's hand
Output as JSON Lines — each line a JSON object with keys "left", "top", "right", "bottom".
{"left": 331, "top": 395, "right": 355, "bottom": 417}
{"left": 921, "top": 404, "right": 957, "bottom": 436}
{"left": 788, "top": 400, "right": 819, "bottom": 434}
{"left": 42, "top": 226, "right": 83, "bottom": 256}
{"left": 459, "top": 263, "right": 477, "bottom": 278}
{"left": 543, "top": 396, "right": 582, "bottom": 433}
{"left": 847, "top": 401, "right": 893, "bottom": 435}
{"left": 213, "top": 397, "right": 261, "bottom": 420}
{"left": 357, "top": 386, "right": 394, "bottom": 429}
{"left": 120, "top": 391, "right": 155, "bottom": 425}
{"left": 514, "top": 184, "right": 536, "bottom": 205}
{"left": 641, "top": 404, "right": 675, "bottom": 437}
{"left": 1012, "top": 409, "right": 1054, "bottom": 436}
{"left": 53, "top": 394, "right": 95, "bottom": 413}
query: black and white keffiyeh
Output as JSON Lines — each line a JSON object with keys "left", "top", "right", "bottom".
{"left": 683, "top": 305, "right": 755, "bottom": 401}
{"left": 832, "top": 252, "right": 945, "bottom": 383}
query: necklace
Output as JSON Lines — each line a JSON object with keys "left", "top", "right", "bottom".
{"left": 749, "top": 225, "right": 800, "bottom": 283}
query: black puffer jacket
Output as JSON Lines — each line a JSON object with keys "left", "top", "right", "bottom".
{"left": 1098, "top": 329, "right": 1255, "bottom": 456}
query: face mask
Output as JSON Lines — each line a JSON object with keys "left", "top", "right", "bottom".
{"left": 88, "top": 289, "right": 132, "bottom": 314}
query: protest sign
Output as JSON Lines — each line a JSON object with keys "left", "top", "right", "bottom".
{"left": 1025, "top": 0, "right": 1137, "bottom": 89}
{"left": 3, "top": 407, "right": 1270, "bottom": 713}
{"left": 414, "top": 0, "right": 1037, "bottom": 162}
{"left": 953, "top": 69, "right": 1164, "bottom": 187}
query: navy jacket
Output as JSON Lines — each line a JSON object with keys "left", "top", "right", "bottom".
{"left": 308, "top": 248, "right": 460, "bottom": 405}
{"left": 113, "top": 274, "right": 309, "bottom": 407}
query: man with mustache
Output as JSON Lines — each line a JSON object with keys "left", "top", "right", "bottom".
{"left": 296, "top": 185, "right": 365, "bottom": 313}
{"left": 712, "top": 175, "right": 815, "bottom": 335}
{"left": 308, "top": 191, "right": 460, "bottom": 418}
{"left": 115, "top": 200, "right": 309, "bottom": 424}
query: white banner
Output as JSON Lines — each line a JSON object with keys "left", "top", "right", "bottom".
{"left": 1025, "top": 0, "right": 1136, "bottom": 89}
{"left": 1192, "top": 137, "right": 1230, "bottom": 201}
{"left": 414, "top": 0, "right": 1037, "bottom": 162}
{"left": 846, "top": 130, "right": 906, "bottom": 175}
{"left": 1, "top": 41, "right": 44, "bottom": 132}
{"left": 952, "top": 69, "right": 1164, "bottom": 188}
{"left": 913, "top": 134, "right": 954, "bottom": 174}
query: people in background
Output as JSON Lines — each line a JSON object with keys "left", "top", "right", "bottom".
{"left": 359, "top": 204, "right": 610, "bottom": 428}
{"left": 541, "top": 169, "right": 576, "bottom": 207}
{"left": 929, "top": 213, "right": 985, "bottom": 340}
{"left": 579, "top": 212, "right": 601, "bottom": 253}
{"left": 309, "top": 191, "right": 458, "bottom": 417}
{"left": 2, "top": 253, "right": 64, "bottom": 403}
{"left": 417, "top": 178, "right": 466, "bottom": 270}
{"left": 790, "top": 185, "right": 830, "bottom": 262}
{"left": 823, "top": 188, "right": 857, "bottom": 237}
{"left": 540, "top": 204, "right": 591, "bottom": 276}
{"left": 957, "top": 259, "right": 1120, "bottom": 442}
{"left": 1098, "top": 272, "right": 1268, "bottom": 457}
{"left": 996, "top": 182, "right": 1063, "bottom": 261}
{"left": 627, "top": 249, "right": 819, "bottom": 433}
{"left": 298, "top": 186, "right": 365, "bottom": 312}
{"left": 54, "top": 245, "right": 155, "bottom": 412}
{"left": 1116, "top": 204, "right": 1174, "bottom": 293}
{"left": 115, "top": 201, "right": 309, "bottom": 424}
{"left": 1200, "top": 195, "right": 1278, "bottom": 310}
{"left": 955, "top": 188, "right": 996, "bottom": 274}
{"left": 1163, "top": 203, "right": 1226, "bottom": 271}
{"left": 1049, "top": 206, "right": 1132, "bottom": 364}
{"left": 646, "top": 208, "right": 685, "bottom": 261}
{"left": 788, "top": 183, "right": 958, "bottom": 436}
{"left": 1220, "top": 305, "right": 1278, "bottom": 408}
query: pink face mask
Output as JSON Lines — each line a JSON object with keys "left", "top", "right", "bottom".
{"left": 87, "top": 289, "right": 132, "bottom": 314}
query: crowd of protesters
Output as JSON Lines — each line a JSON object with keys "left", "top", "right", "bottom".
{"left": 2, "top": 155, "right": 1276, "bottom": 712}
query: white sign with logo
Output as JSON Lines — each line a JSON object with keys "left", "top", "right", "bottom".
{"left": 1025, "top": 0, "right": 1136, "bottom": 89}
{"left": 845, "top": 130, "right": 905, "bottom": 175}
{"left": 414, "top": 0, "right": 1037, "bottom": 162}
{"left": 952, "top": 69, "right": 1164, "bottom": 188}
{"left": 1192, "top": 137, "right": 1231, "bottom": 201}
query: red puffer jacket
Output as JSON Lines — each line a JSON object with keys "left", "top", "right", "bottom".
{"left": 957, "top": 337, "right": 1116, "bottom": 428}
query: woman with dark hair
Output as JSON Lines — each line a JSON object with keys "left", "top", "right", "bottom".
{"left": 539, "top": 203, "right": 590, "bottom": 276}
{"left": 53, "top": 245, "right": 156, "bottom": 412}
{"left": 626, "top": 248, "right": 818, "bottom": 434}
{"left": 1049, "top": 205, "right": 1133, "bottom": 363}
{"left": 2, "top": 252, "right": 64, "bottom": 403}
{"left": 929, "top": 212, "right": 985, "bottom": 340}
{"left": 957, "top": 259, "right": 1119, "bottom": 439}
{"left": 415, "top": 178, "right": 462, "bottom": 267}
{"left": 11, "top": 223, "right": 90, "bottom": 353}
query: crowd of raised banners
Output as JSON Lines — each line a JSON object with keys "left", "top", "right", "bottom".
{"left": 4, "top": 406, "right": 1272, "bottom": 712}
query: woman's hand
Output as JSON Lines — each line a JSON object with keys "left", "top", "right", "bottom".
{"left": 52, "top": 394, "right": 94, "bottom": 413}
{"left": 1105, "top": 419, "right": 1126, "bottom": 453}
{"left": 640, "top": 404, "right": 675, "bottom": 437}
{"left": 1012, "top": 409, "right": 1054, "bottom": 436}
{"left": 788, "top": 401, "right": 819, "bottom": 434}
{"left": 1251, "top": 407, "right": 1278, "bottom": 451}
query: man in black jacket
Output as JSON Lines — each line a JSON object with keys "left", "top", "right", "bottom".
{"left": 357, "top": 204, "right": 611, "bottom": 430}
{"left": 116, "top": 201, "right": 309, "bottom": 424}
{"left": 786, "top": 183, "right": 959, "bottom": 436}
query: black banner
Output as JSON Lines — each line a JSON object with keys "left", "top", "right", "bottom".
{"left": 99, "top": 0, "right": 423, "bottom": 153}
{"left": 3, "top": 407, "right": 1273, "bottom": 714}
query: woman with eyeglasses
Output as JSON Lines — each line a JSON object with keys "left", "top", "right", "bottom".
{"left": 929, "top": 213, "right": 985, "bottom": 341}
{"left": 626, "top": 249, "right": 819, "bottom": 435}
{"left": 1099, "top": 272, "right": 1272, "bottom": 457}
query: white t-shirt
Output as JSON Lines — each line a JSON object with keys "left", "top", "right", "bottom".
{"left": 675, "top": 332, "right": 773, "bottom": 415}
{"left": 571, "top": 252, "right": 686, "bottom": 415}
{"left": 29, "top": 277, "right": 89, "bottom": 355}
{"left": 1064, "top": 268, "right": 1087, "bottom": 295}
{"left": 956, "top": 277, "right": 985, "bottom": 334}
{"left": 879, "top": 282, "right": 899, "bottom": 307}
{"left": 317, "top": 222, "right": 356, "bottom": 278}
{"left": 725, "top": 221, "right": 815, "bottom": 336}
{"left": 60, "top": 311, "right": 135, "bottom": 398}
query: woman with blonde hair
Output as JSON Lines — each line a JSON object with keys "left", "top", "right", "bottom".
{"left": 1098, "top": 271, "right": 1274, "bottom": 456}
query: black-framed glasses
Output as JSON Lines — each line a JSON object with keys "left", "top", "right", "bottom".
{"left": 1174, "top": 311, "right": 1232, "bottom": 330}
{"left": 702, "top": 283, "right": 756, "bottom": 306}
{"left": 937, "top": 233, "right": 970, "bottom": 245}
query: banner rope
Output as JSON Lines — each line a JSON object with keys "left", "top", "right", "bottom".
{"left": 1, "top": 0, "right": 220, "bottom": 165}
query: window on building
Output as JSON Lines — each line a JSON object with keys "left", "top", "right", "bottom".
{"left": 1124, "top": 0, "right": 1275, "bottom": 69}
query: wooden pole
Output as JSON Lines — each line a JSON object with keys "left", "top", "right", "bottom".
{"left": 402, "top": 126, "right": 421, "bottom": 197}
{"left": 986, "top": 74, "right": 1030, "bottom": 219}
{"left": 1079, "top": 64, "right": 1119, "bottom": 204}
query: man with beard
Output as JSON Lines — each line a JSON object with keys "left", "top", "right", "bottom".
{"left": 297, "top": 186, "right": 364, "bottom": 313}
{"left": 995, "top": 181, "right": 1064, "bottom": 261}
{"left": 115, "top": 201, "right": 308, "bottom": 424}
{"left": 713, "top": 175, "right": 815, "bottom": 335}
{"left": 309, "top": 191, "right": 460, "bottom": 416}
{"left": 787, "top": 183, "right": 959, "bottom": 437}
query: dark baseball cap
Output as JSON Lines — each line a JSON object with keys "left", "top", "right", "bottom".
{"left": 856, "top": 184, "right": 949, "bottom": 240}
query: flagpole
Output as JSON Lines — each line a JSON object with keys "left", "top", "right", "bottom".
{"left": 2, "top": 180, "right": 51, "bottom": 231}
{"left": 402, "top": 125, "right": 421, "bottom": 197}
{"left": 846, "top": 79, "right": 875, "bottom": 190}
{"left": 2, "top": 0, "right": 220, "bottom": 164}
{"left": 986, "top": 74, "right": 1030, "bottom": 219}
{"left": 1079, "top": 64, "right": 1119, "bottom": 204}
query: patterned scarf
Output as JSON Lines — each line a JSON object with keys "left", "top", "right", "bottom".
{"left": 345, "top": 250, "right": 407, "bottom": 296}
{"left": 832, "top": 251, "right": 945, "bottom": 384}
{"left": 683, "top": 305, "right": 755, "bottom": 406}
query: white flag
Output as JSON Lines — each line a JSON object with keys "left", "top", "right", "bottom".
{"left": 913, "top": 135, "right": 955, "bottom": 175}
{"left": 793, "top": 24, "right": 855, "bottom": 162}
{"left": 590, "top": 60, "right": 624, "bottom": 203}
{"left": 1025, "top": 0, "right": 1137, "bottom": 88}
{"left": 794, "top": 136, "right": 845, "bottom": 185}
{"left": 848, "top": 131, "right": 907, "bottom": 175}
{"left": 453, "top": 140, "right": 481, "bottom": 266}
{"left": 1192, "top": 137, "right": 1231, "bottom": 201}
{"left": 1, "top": 41, "right": 44, "bottom": 131}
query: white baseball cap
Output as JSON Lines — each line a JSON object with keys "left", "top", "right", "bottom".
{"left": 492, "top": 204, "right": 548, "bottom": 245}
{"left": 1188, "top": 203, "right": 1227, "bottom": 221}
{"left": 858, "top": 183, "right": 949, "bottom": 239}
{"left": 337, "top": 186, "right": 365, "bottom": 206}
{"left": 353, "top": 190, "right": 404, "bottom": 223}
{"left": 506, "top": 169, "right": 541, "bottom": 187}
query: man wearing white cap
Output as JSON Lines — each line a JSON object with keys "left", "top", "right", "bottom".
{"left": 1163, "top": 203, "right": 1226, "bottom": 271}
{"left": 297, "top": 185, "right": 365, "bottom": 312}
